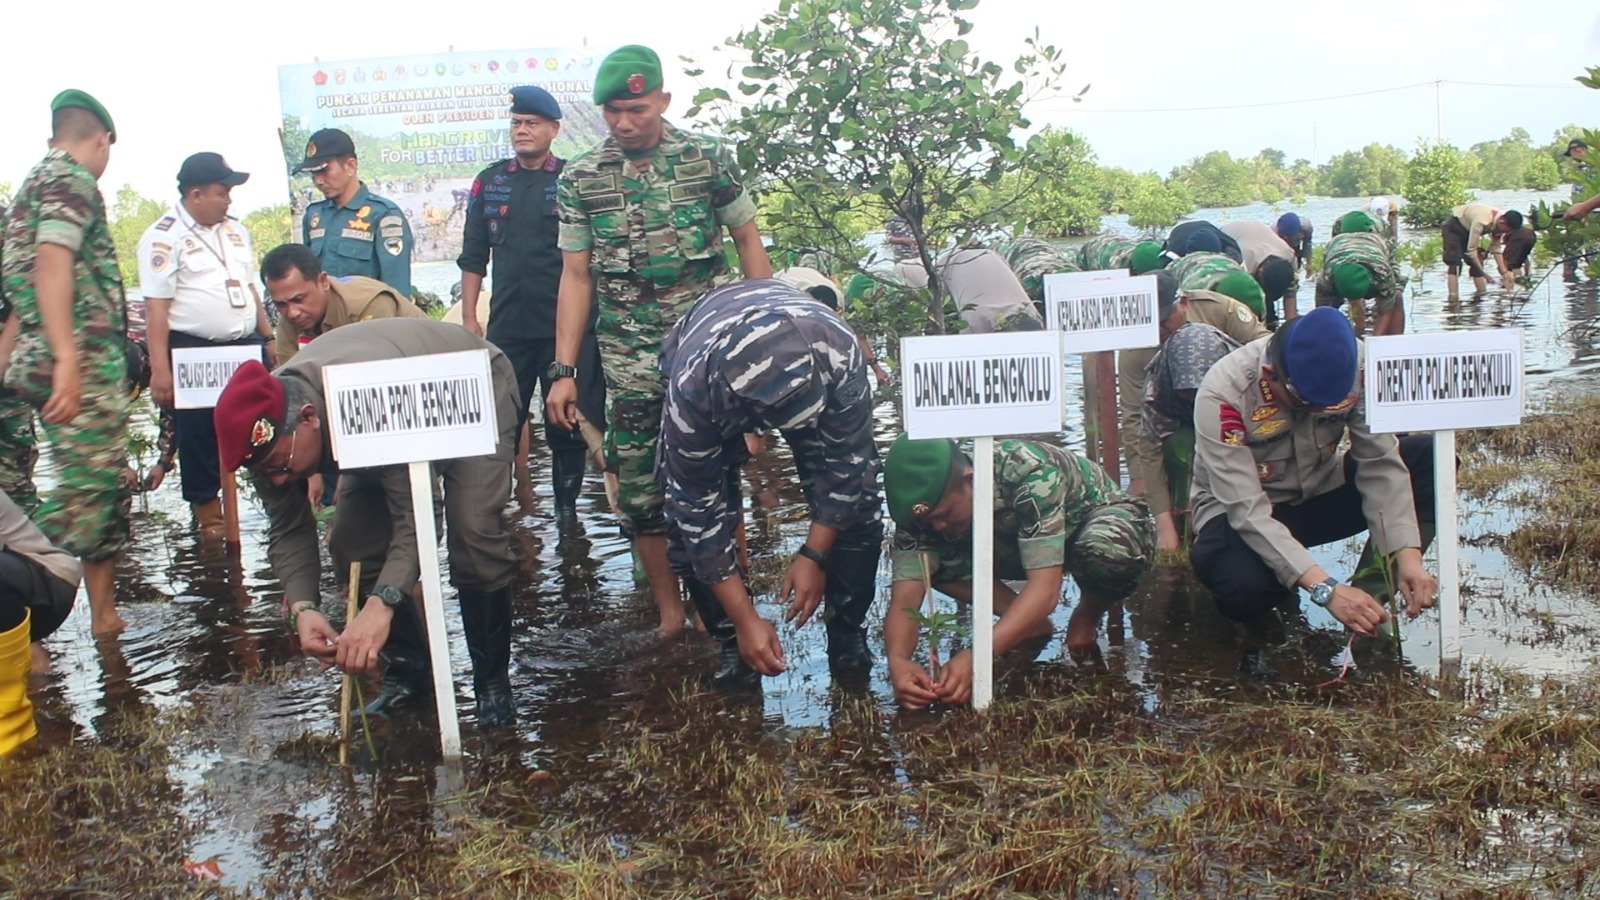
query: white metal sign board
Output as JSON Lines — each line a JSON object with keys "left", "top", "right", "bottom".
{"left": 1044, "top": 268, "right": 1127, "bottom": 286}
{"left": 172, "top": 345, "right": 264, "bottom": 410}
{"left": 1043, "top": 272, "right": 1160, "bottom": 354}
{"left": 1364, "top": 329, "right": 1523, "bottom": 434}
{"left": 901, "top": 331, "right": 1063, "bottom": 440}
{"left": 322, "top": 349, "right": 498, "bottom": 469}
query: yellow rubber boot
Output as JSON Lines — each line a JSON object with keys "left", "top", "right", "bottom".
{"left": 0, "top": 609, "right": 37, "bottom": 757}
{"left": 193, "top": 499, "right": 225, "bottom": 541}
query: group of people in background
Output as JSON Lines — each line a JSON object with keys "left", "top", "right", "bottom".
{"left": 13, "top": 41, "right": 1596, "bottom": 751}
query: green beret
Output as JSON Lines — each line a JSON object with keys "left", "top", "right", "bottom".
{"left": 1338, "top": 211, "right": 1379, "bottom": 234}
{"left": 1331, "top": 262, "right": 1373, "bottom": 300}
{"left": 1129, "top": 241, "right": 1164, "bottom": 275}
{"left": 844, "top": 272, "right": 877, "bottom": 303}
{"left": 1214, "top": 271, "right": 1265, "bottom": 319}
{"left": 884, "top": 434, "right": 956, "bottom": 528}
{"left": 51, "top": 89, "right": 116, "bottom": 143}
{"left": 594, "top": 45, "right": 663, "bottom": 104}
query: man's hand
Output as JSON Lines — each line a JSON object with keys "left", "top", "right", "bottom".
{"left": 42, "top": 358, "right": 81, "bottom": 424}
{"left": 744, "top": 432, "right": 766, "bottom": 458}
{"left": 150, "top": 366, "right": 175, "bottom": 410}
{"left": 1154, "top": 512, "right": 1181, "bottom": 552}
{"left": 780, "top": 553, "right": 827, "bottom": 628}
{"left": 545, "top": 378, "right": 578, "bottom": 431}
{"left": 935, "top": 649, "right": 974, "bottom": 705}
{"left": 142, "top": 463, "right": 166, "bottom": 492}
{"left": 888, "top": 656, "right": 939, "bottom": 710}
{"left": 296, "top": 609, "right": 340, "bottom": 663}
{"left": 334, "top": 600, "right": 393, "bottom": 674}
{"left": 462, "top": 313, "right": 484, "bottom": 338}
{"left": 734, "top": 616, "right": 787, "bottom": 676}
{"left": 1326, "top": 584, "right": 1389, "bottom": 636}
{"left": 306, "top": 473, "right": 324, "bottom": 509}
{"left": 1395, "top": 552, "right": 1439, "bottom": 617}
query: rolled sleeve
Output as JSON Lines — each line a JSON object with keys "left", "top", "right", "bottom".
{"left": 35, "top": 167, "right": 98, "bottom": 252}
{"left": 709, "top": 142, "right": 757, "bottom": 229}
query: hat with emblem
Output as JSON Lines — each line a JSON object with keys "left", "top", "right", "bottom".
{"left": 509, "top": 85, "right": 562, "bottom": 120}
{"left": 177, "top": 152, "right": 249, "bottom": 190}
{"left": 884, "top": 434, "right": 959, "bottom": 528}
{"left": 50, "top": 89, "right": 116, "bottom": 143}
{"left": 1274, "top": 306, "right": 1358, "bottom": 407}
{"left": 1129, "top": 241, "right": 1165, "bottom": 275}
{"left": 1214, "top": 271, "right": 1265, "bottom": 319}
{"left": 296, "top": 128, "right": 357, "bottom": 173}
{"left": 214, "top": 360, "right": 288, "bottom": 471}
{"left": 593, "top": 45, "right": 663, "bottom": 104}
{"left": 1330, "top": 262, "right": 1372, "bottom": 300}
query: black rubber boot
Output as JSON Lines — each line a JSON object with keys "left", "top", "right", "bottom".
{"left": 683, "top": 576, "right": 758, "bottom": 690}
{"left": 551, "top": 445, "right": 588, "bottom": 524}
{"left": 459, "top": 585, "right": 515, "bottom": 728}
{"left": 820, "top": 522, "right": 884, "bottom": 683}
{"left": 363, "top": 625, "right": 433, "bottom": 716}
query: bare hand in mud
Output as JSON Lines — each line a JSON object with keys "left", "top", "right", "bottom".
{"left": 735, "top": 618, "right": 787, "bottom": 676}
{"left": 781, "top": 554, "right": 826, "bottom": 628}
{"left": 1397, "top": 560, "right": 1439, "bottom": 617}
{"left": 296, "top": 609, "right": 339, "bottom": 664}
{"left": 1327, "top": 585, "right": 1388, "bottom": 636}
{"left": 335, "top": 601, "right": 393, "bottom": 674}
{"left": 889, "top": 657, "right": 939, "bottom": 710}
{"left": 935, "top": 650, "right": 974, "bottom": 706}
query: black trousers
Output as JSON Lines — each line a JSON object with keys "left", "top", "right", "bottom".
{"left": 0, "top": 549, "right": 75, "bottom": 640}
{"left": 486, "top": 332, "right": 606, "bottom": 446}
{"left": 168, "top": 332, "right": 266, "bottom": 504}
{"left": 1190, "top": 435, "right": 1436, "bottom": 624}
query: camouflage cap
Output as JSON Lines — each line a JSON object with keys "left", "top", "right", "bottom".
{"left": 1129, "top": 241, "right": 1164, "bottom": 275}
{"left": 594, "top": 45, "right": 663, "bottom": 104}
{"left": 1331, "top": 262, "right": 1373, "bottom": 300}
{"left": 884, "top": 433, "right": 956, "bottom": 528}
{"left": 1214, "top": 271, "right": 1265, "bottom": 319}
{"left": 51, "top": 89, "right": 116, "bottom": 144}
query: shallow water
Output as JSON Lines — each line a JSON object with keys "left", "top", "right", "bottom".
{"left": 22, "top": 188, "right": 1600, "bottom": 891}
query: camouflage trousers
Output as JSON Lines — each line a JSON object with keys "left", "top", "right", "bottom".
{"left": 1065, "top": 499, "right": 1156, "bottom": 601}
{"left": 0, "top": 390, "right": 39, "bottom": 517}
{"left": 595, "top": 328, "right": 669, "bottom": 534}
{"left": 4, "top": 341, "right": 131, "bottom": 563}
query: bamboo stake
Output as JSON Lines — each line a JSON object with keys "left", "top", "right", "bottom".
{"left": 339, "top": 561, "right": 360, "bottom": 765}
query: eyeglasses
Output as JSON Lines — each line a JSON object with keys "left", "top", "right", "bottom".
{"left": 260, "top": 427, "right": 298, "bottom": 478}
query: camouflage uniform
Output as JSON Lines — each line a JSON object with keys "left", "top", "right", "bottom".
{"left": 992, "top": 237, "right": 1080, "bottom": 306}
{"left": 1076, "top": 234, "right": 1138, "bottom": 272}
{"left": 1315, "top": 232, "right": 1406, "bottom": 312}
{"left": 0, "top": 150, "right": 130, "bottom": 562}
{"left": 0, "top": 201, "right": 37, "bottom": 517}
{"left": 556, "top": 121, "right": 758, "bottom": 533}
{"left": 889, "top": 439, "right": 1154, "bottom": 600}
{"left": 1168, "top": 251, "right": 1250, "bottom": 295}
{"left": 884, "top": 215, "right": 918, "bottom": 261}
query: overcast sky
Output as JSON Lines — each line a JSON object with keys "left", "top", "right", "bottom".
{"left": 2, "top": 0, "right": 1594, "bottom": 214}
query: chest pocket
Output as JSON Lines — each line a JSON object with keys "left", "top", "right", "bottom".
{"left": 665, "top": 154, "right": 721, "bottom": 262}
{"left": 333, "top": 239, "right": 373, "bottom": 262}
{"left": 578, "top": 173, "right": 632, "bottom": 275}
{"left": 1250, "top": 430, "right": 1300, "bottom": 494}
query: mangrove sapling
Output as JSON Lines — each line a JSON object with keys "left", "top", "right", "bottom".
{"left": 906, "top": 552, "right": 970, "bottom": 683}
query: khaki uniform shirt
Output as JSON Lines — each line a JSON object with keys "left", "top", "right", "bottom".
{"left": 273, "top": 275, "right": 425, "bottom": 366}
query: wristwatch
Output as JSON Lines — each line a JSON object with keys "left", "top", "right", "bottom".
{"left": 546, "top": 361, "right": 578, "bottom": 381}
{"left": 796, "top": 544, "right": 829, "bottom": 567}
{"left": 1307, "top": 578, "right": 1339, "bottom": 608}
{"left": 375, "top": 584, "right": 408, "bottom": 609}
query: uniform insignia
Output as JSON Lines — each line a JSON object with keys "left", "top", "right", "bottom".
{"left": 149, "top": 241, "right": 173, "bottom": 272}
{"left": 348, "top": 218, "right": 372, "bottom": 231}
{"left": 1256, "top": 462, "right": 1275, "bottom": 480}
{"left": 305, "top": 141, "right": 317, "bottom": 158}
{"left": 226, "top": 231, "right": 245, "bottom": 247}
{"left": 1220, "top": 402, "right": 1246, "bottom": 446}
{"left": 1324, "top": 395, "right": 1356, "bottom": 412}
{"left": 249, "top": 418, "right": 275, "bottom": 449}
{"left": 378, "top": 215, "right": 405, "bottom": 239}
{"left": 1251, "top": 405, "right": 1279, "bottom": 422}
{"left": 356, "top": 205, "right": 371, "bottom": 219}
{"left": 341, "top": 228, "right": 374, "bottom": 241}
{"left": 627, "top": 73, "right": 645, "bottom": 93}
{"left": 183, "top": 237, "right": 199, "bottom": 251}
{"left": 911, "top": 502, "right": 931, "bottom": 518}
{"left": 309, "top": 213, "right": 321, "bottom": 229}
{"left": 384, "top": 237, "right": 404, "bottom": 256}
{"left": 1258, "top": 379, "right": 1276, "bottom": 402}
{"left": 154, "top": 216, "right": 175, "bottom": 232}
{"left": 1252, "top": 418, "right": 1288, "bottom": 438}
{"left": 499, "top": 205, "right": 509, "bottom": 216}
{"left": 308, "top": 229, "right": 325, "bottom": 240}
{"left": 1236, "top": 305, "right": 1252, "bottom": 322}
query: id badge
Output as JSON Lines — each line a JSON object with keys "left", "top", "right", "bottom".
{"left": 225, "top": 279, "right": 247, "bottom": 309}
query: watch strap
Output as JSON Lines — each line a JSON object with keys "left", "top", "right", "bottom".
{"left": 796, "top": 544, "right": 829, "bottom": 568}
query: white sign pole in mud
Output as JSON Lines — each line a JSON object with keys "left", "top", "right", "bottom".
{"left": 175, "top": 344, "right": 267, "bottom": 547}
{"left": 321, "top": 349, "right": 498, "bottom": 760}
{"left": 1365, "top": 329, "right": 1524, "bottom": 666}
{"left": 902, "top": 330, "right": 1063, "bottom": 710}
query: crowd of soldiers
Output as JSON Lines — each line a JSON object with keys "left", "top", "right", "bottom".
{"left": 12, "top": 41, "right": 1585, "bottom": 751}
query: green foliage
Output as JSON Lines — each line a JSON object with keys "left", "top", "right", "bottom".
{"left": 690, "top": 0, "right": 1068, "bottom": 331}
{"left": 1171, "top": 151, "right": 1253, "bottom": 208}
{"left": 1523, "top": 155, "right": 1561, "bottom": 191}
{"left": 240, "top": 204, "right": 293, "bottom": 267}
{"left": 1316, "top": 143, "right": 1407, "bottom": 197}
{"left": 993, "top": 127, "right": 1101, "bottom": 237}
{"left": 1394, "top": 235, "right": 1444, "bottom": 292}
{"left": 1467, "top": 128, "right": 1539, "bottom": 190}
{"left": 1123, "top": 172, "right": 1193, "bottom": 231}
{"left": 109, "top": 185, "right": 166, "bottom": 288}
{"left": 903, "top": 604, "right": 969, "bottom": 680}
{"left": 1535, "top": 122, "right": 1600, "bottom": 275}
{"left": 1403, "top": 142, "right": 1471, "bottom": 227}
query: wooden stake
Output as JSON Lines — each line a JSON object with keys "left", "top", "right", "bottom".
{"left": 339, "top": 561, "right": 360, "bottom": 765}
{"left": 221, "top": 468, "right": 242, "bottom": 547}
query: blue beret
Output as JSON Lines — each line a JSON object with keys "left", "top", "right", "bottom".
{"left": 509, "top": 85, "right": 562, "bottom": 120}
{"left": 1276, "top": 212, "right": 1302, "bottom": 238}
{"left": 1278, "top": 307, "right": 1358, "bottom": 407}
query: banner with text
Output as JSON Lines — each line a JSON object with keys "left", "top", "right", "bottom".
{"left": 901, "top": 331, "right": 1064, "bottom": 439}
{"left": 172, "top": 345, "right": 266, "bottom": 410}
{"left": 322, "top": 350, "right": 498, "bottom": 469}
{"left": 277, "top": 47, "right": 614, "bottom": 262}
{"left": 1364, "top": 329, "right": 1524, "bottom": 434}
{"left": 1043, "top": 272, "right": 1160, "bottom": 354}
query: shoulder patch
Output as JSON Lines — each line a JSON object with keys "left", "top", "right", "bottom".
{"left": 148, "top": 242, "right": 174, "bottom": 272}
{"left": 154, "top": 216, "right": 175, "bottom": 232}
{"left": 1236, "top": 304, "right": 1252, "bottom": 322}
{"left": 1219, "top": 402, "right": 1246, "bottom": 446}
{"left": 1324, "top": 395, "right": 1357, "bottom": 413}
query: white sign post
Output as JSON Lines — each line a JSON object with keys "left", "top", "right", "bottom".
{"left": 1365, "top": 329, "right": 1524, "bottom": 667}
{"left": 175, "top": 344, "right": 267, "bottom": 547}
{"left": 902, "top": 330, "right": 1063, "bottom": 709}
{"left": 322, "top": 349, "right": 498, "bottom": 760}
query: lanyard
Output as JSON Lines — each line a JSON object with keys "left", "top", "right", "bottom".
{"left": 180, "top": 209, "right": 234, "bottom": 278}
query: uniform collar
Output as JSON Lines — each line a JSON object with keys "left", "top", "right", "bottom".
{"left": 338, "top": 183, "right": 372, "bottom": 211}
{"left": 507, "top": 155, "right": 563, "bottom": 173}
{"left": 44, "top": 147, "right": 92, "bottom": 178}
{"left": 596, "top": 120, "right": 686, "bottom": 168}
{"left": 173, "top": 201, "right": 223, "bottom": 234}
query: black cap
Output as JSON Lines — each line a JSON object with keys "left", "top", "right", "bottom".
{"left": 1565, "top": 138, "right": 1589, "bottom": 157}
{"left": 509, "top": 86, "right": 562, "bottom": 120}
{"left": 177, "top": 152, "right": 249, "bottom": 189}
{"left": 297, "top": 128, "right": 357, "bottom": 172}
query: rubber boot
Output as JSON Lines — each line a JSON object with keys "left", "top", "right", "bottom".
{"left": 458, "top": 586, "right": 515, "bottom": 728}
{"left": 0, "top": 609, "right": 37, "bottom": 757}
{"left": 192, "top": 499, "right": 225, "bottom": 541}
{"left": 683, "top": 577, "right": 758, "bottom": 690}
{"left": 362, "top": 601, "right": 433, "bottom": 717}
{"left": 820, "top": 525, "right": 884, "bottom": 683}
{"left": 551, "top": 445, "right": 587, "bottom": 529}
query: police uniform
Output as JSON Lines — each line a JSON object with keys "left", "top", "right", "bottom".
{"left": 459, "top": 85, "right": 604, "bottom": 516}
{"left": 658, "top": 279, "right": 882, "bottom": 678}
{"left": 138, "top": 157, "right": 266, "bottom": 509}
{"left": 1188, "top": 324, "right": 1434, "bottom": 624}
{"left": 273, "top": 275, "right": 425, "bottom": 366}
{"left": 299, "top": 129, "right": 414, "bottom": 296}
{"left": 939, "top": 248, "right": 1044, "bottom": 334}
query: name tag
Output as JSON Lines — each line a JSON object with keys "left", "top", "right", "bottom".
{"left": 225, "top": 279, "right": 247, "bottom": 309}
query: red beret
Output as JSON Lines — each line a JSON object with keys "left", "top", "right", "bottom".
{"left": 213, "top": 360, "right": 287, "bottom": 471}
